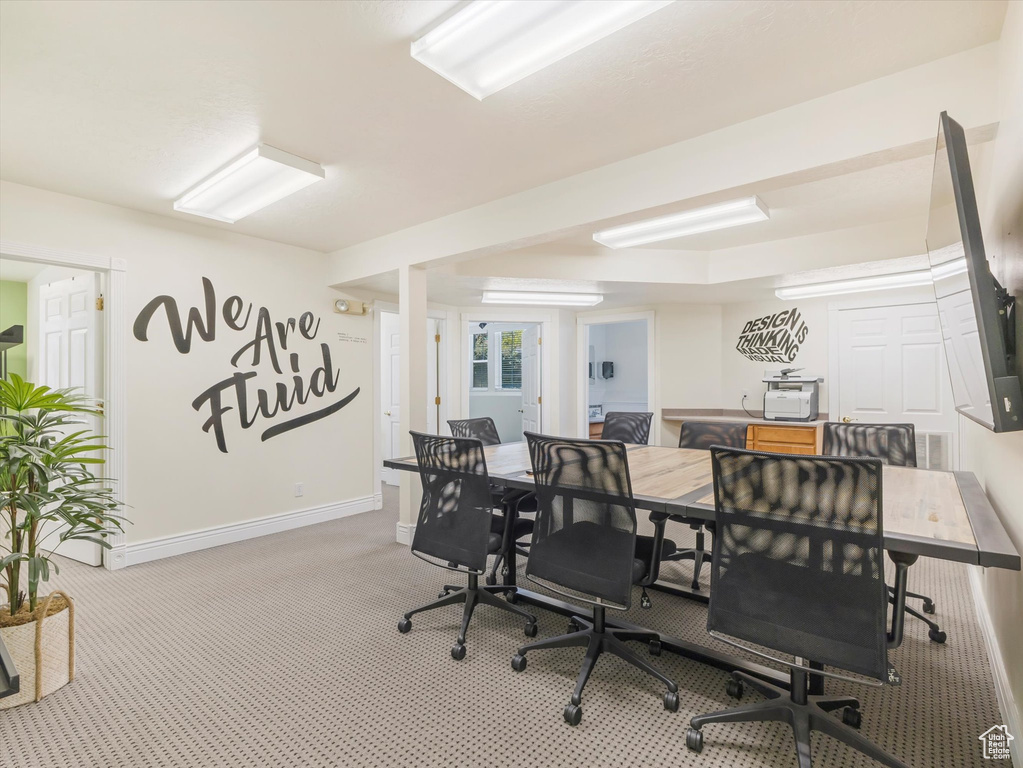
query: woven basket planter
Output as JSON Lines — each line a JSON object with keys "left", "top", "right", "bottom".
{"left": 0, "top": 591, "right": 75, "bottom": 709}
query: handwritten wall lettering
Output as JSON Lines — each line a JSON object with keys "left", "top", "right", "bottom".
{"left": 133, "top": 278, "right": 360, "bottom": 453}
{"left": 735, "top": 308, "right": 809, "bottom": 363}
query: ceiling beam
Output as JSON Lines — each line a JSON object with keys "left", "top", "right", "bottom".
{"left": 328, "top": 42, "right": 999, "bottom": 287}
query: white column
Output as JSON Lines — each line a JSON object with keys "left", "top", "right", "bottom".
{"left": 397, "top": 265, "right": 428, "bottom": 544}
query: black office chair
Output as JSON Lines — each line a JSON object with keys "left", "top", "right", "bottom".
{"left": 660, "top": 420, "right": 749, "bottom": 591}
{"left": 397, "top": 432, "right": 538, "bottom": 660}
{"left": 685, "top": 447, "right": 908, "bottom": 768}
{"left": 448, "top": 416, "right": 502, "bottom": 446}
{"left": 823, "top": 421, "right": 946, "bottom": 643}
{"left": 600, "top": 411, "right": 653, "bottom": 444}
{"left": 510, "top": 432, "right": 680, "bottom": 725}
{"left": 448, "top": 417, "right": 537, "bottom": 586}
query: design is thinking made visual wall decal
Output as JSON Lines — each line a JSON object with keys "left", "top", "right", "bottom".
{"left": 735, "top": 307, "right": 809, "bottom": 363}
{"left": 133, "top": 278, "right": 360, "bottom": 453}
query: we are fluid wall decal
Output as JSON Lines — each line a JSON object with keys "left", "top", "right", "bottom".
{"left": 133, "top": 278, "right": 360, "bottom": 453}
{"left": 735, "top": 307, "right": 809, "bottom": 363}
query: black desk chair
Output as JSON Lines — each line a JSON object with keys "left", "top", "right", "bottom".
{"left": 660, "top": 420, "right": 749, "bottom": 591}
{"left": 823, "top": 421, "right": 946, "bottom": 643}
{"left": 448, "top": 417, "right": 536, "bottom": 586}
{"left": 686, "top": 447, "right": 908, "bottom": 768}
{"left": 600, "top": 411, "right": 653, "bottom": 444}
{"left": 511, "top": 432, "right": 680, "bottom": 725}
{"left": 397, "top": 432, "right": 538, "bottom": 660}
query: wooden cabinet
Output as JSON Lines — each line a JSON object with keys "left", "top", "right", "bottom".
{"left": 746, "top": 423, "right": 821, "bottom": 455}
{"left": 589, "top": 421, "right": 604, "bottom": 439}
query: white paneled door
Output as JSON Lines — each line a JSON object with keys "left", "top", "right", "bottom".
{"left": 36, "top": 273, "right": 104, "bottom": 566}
{"left": 380, "top": 311, "right": 401, "bottom": 486}
{"left": 836, "top": 302, "right": 957, "bottom": 469}
{"left": 521, "top": 325, "right": 541, "bottom": 435}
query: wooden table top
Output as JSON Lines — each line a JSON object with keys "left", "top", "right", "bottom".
{"left": 385, "top": 442, "right": 1020, "bottom": 570}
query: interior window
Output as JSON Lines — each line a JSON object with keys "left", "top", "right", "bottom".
{"left": 498, "top": 330, "right": 523, "bottom": 390}
{"left": 472, "top": 332, "right": 488, "bottom": 389}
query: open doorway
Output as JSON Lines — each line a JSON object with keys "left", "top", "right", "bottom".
{"left": 466, "top": 321, "right": 541, "bottom": 443}
{"left": 578, "top": 313, "right": 655, "bottom": 441}
{"left": 0, "top": 257, "right": 107, "bottom": 566}
{"left": 378, "top": 309, "right": 445, "bottom": 486}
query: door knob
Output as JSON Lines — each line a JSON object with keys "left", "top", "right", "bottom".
{"left": 384, "top": 410, "right": 392, "bottom": 416}
{"left": 842, "top": 416, "right": 853, "bottom": 423}
{"left": 517, "top": 409, "right": 524, "bottom": 413}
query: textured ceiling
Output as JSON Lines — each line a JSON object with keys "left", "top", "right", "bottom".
{"left": 0, "top": 0, "right": 1007, "bottom": 252}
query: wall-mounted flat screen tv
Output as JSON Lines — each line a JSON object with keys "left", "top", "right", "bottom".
{"left": 926, "top": 112, "right": 1021, "bottom": 432}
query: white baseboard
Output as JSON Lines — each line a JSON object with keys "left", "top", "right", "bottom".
{"left": 125, "top": 494, "right": 378, "bottom": 566}
{"left": 395, "top": 522, "right": 416, "bottom": 546}
{"left": 374, "top": 493, "right": 383, "bottom": 510}
{"left": 968, "top": 566, "right": 1022, "bottom": 764}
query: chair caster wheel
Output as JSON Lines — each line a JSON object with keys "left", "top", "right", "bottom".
{"left": 726, "top": 678, "right": 744, "bottom": 700}
{"left": 686, "top": 727, "right": 704, "bottom": 753}
{"left": 511, "top": 654, "right": 527, "bottom": 672}
{"left": 564, "top": 704, "right": 582, "bottom": 726}
{"left": 648, "top": 640, "right": 662, "bottom": 656}
{"left": 438, "top": 591, "right": 448, "bottom": 599}
{"left": 922, "top": 600, "right": 936, "bottom": 615}
{"left": 663, "top": 691, "right": 679, "bottom": 712}
{"left": 398, "top": 618, "right": 412, "bottom": 634}
{"left": 567, "top": 620, "right": 580, "bottom": 633}
{"left": 524, "top": 621, "right": 538, "bottom": 638}
{"left": 842, "top": 706, "right": 862, "bottom": 729}
{"left": 928, "top": 628, "right": 947, "bottom": 644}
{"left": 640, "top": 593, "right": 651, "bottom": 609}
{"left": 507, "top": 592, "right": 519, "bottom": 604}
{"left": 451, "top": 644, "right": 466, "bottom": 661}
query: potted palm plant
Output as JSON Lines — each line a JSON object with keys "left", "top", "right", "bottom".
{"left": 0, "top": 374, "right": 125, "bottom": 708}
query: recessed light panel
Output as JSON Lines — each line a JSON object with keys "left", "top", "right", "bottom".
{"left": 175, "top": 145, "right": 325, "bottom": 223}
{"left": 412, "top": 0, "right": 673, "bottom": 100}
{"left": 594, "top": 196, "right": 769, "bottom": 249}
{"left": 482, "top": 290, "right": 604, "bottom": 306}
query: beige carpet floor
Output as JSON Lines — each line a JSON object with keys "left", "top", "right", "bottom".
{"left": 0, "top": 484, "right": 1010, "bottom": 768}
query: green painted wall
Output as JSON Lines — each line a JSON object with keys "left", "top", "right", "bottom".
{"left": 0, "top": 279, "right": 28, "bottom": 379}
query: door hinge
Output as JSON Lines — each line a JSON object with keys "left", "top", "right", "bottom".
{"left": 434, "top": 396, "right": 441, "bottom": 405}
{"left": 435, "top": 334, "right": 441, "bottom": 343}
{"left": 538, "top": 396, "right": 542, "bottom": 404}
{"left": 537, "top": 337, "right": 542, "bottom": 345}
{"left": 95, "top": 296, "right": 105, "bottom": 311}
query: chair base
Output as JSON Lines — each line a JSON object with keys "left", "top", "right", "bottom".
{"left": 511, "top": 605, "right": 678, "bottom": 725}
{"left": 399, "top": 573, "right": 537, "bottom": 659}
{"left": 888, "top": 584, "right": 945, "bottom": 643}
{"left": 662, "top": 525, "right": 709, "bottom": 590}
{"left": 686, "top": 670, "right": 908, "bottom": 768}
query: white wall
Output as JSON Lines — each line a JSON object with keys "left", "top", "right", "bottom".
{"left": 589, "top": 320, "right": 648, "bottom": 413}
{"left": 963, "top": 2, "right": 1023, "bottom": 747}
{"left": 0, "top": 181, "right": 376, "bottom": 554}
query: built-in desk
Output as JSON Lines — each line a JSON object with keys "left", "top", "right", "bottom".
{"left": 661, "top": 409, "right": 825, "bottom": 454}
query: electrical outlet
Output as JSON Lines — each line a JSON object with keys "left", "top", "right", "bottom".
{"left": 741, "top": 389, "right": 749, "bottom": 400}
{"left": 294, "top": 482, "right": 304, "bottom": 498}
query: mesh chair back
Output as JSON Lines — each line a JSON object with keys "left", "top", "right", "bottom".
{"left": 524, "top": 432, "right": 638, "bottom": 608}
{"left": 410, "top": 432, "right": 495, "bottom": 573}
{"left": 447, "top": 417, "right": 502, "bottom": 446}
{"left": 823, "top": 422, "right": 917, "bottom": 467}
{"left": 709, "top": 447, "right": 888, "bottom": 681}
{"left": 600, "top": 412, "right": 653, "bottom": 444}
{"left": 678, "top": 420, "right": 749, "bottom": 450}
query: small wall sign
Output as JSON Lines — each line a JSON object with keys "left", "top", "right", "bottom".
{"left": 736, "top": 307, "right": 809, "bottom": 363}
{"left": 133, "top": 277, "right": 360, "bottom": 453}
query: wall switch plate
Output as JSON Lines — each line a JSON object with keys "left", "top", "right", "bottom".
{"left": 294, "top": 483, "right": 304, "bottom": 498}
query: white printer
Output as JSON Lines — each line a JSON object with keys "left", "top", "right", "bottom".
{"left": 762, "top": 369, "right": 823, "bottom": 422}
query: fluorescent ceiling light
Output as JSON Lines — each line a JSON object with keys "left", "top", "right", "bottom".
{"left": 593, "top": 196, "right": 769, "bottom": 249}
{"left": 411, "top": 0, "right": 673, "bottom": 100}
{"left": 175, "top": 145, "right": 325, "bottom": 223}
{"left": 775, "top": 270, "right": 934, "bottom": 300}
{"left": 482, "top": 290, "right": 603, "bottom": 306}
